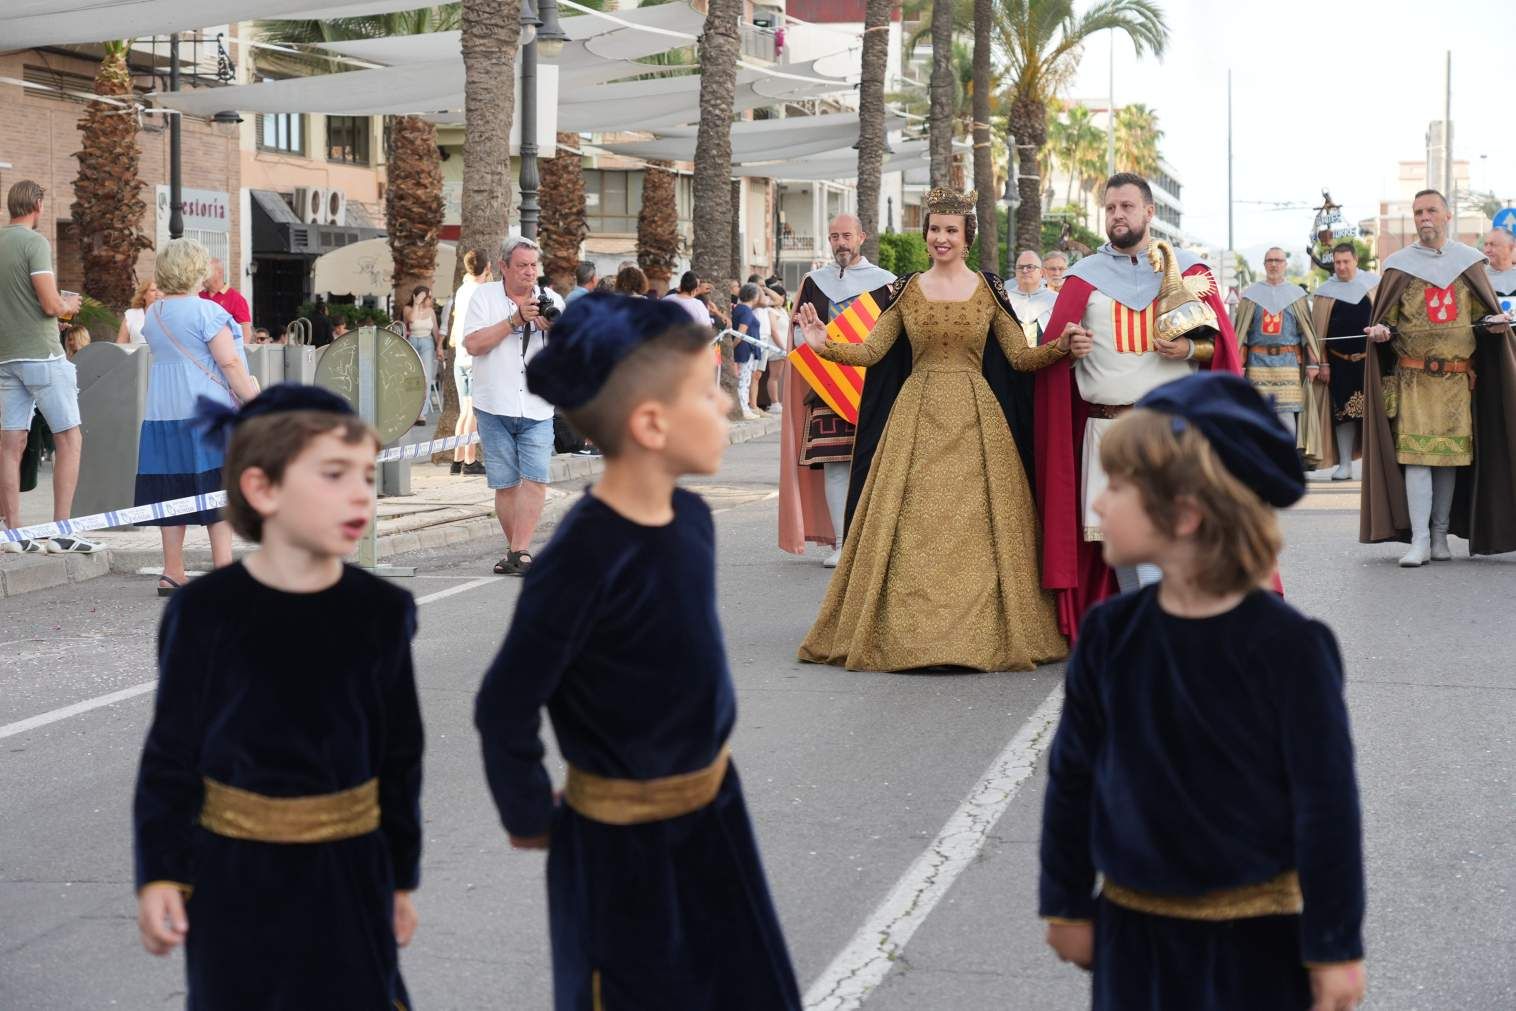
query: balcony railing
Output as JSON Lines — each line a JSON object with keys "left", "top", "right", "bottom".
{"left": 741, "top": 24, "right": 779, "bottom": 62}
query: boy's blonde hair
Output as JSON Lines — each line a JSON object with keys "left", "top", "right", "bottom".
{"left": 1100, "top": 408, "right": 1281, "bottom": 595}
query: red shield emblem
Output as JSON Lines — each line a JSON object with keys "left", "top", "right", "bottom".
{"left": 1424, "top": 284, "right": 1458, "bottom": 324}
{"left": 1261, "top": 311, "right": 1283, "bottom": 336}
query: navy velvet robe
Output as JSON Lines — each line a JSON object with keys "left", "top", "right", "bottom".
{"left": 1039, "top": 587, "right": 1365, "bottom": 1010}
{"left": 134, "top": 563, "right": 423, "bottom": 1010}
{"left": 475, "top": 488, "right": 801, "bottom": 1011}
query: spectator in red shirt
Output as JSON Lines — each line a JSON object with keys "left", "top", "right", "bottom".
{"left": 199, "top": 257, "right": 253, "bottom": 343}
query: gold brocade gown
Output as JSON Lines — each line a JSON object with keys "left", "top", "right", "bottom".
{"left": 798, "top": 275, "right": 1070, "bottom": 672}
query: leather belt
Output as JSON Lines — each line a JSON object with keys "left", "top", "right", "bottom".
{"left": 1086, "top": 403, "right": 1133, "bottom": 420}
{"left": 565, "top": 745, "right": 731, "bottom": 825}
{"left": 1329, "top": 349, "right": 1367, "bottom": 362}
{"left": 199, "top": 777, "right": 380, "bottom": 843}
{"left": 1398, "top": 355, "right": 1469, "bottom": 376}
{"left": 1250, "top": 343, "right": 1300, "bottom": 358}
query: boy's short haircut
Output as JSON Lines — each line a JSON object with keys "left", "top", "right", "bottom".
{"left": 1100, "top": 408, "right": 1282, "bottom": 595}
{"left": 562, "top": 323, "right": 711, "bottom": 457}
{"left": 223, "top": 411, "right": 380, "bottom": 542}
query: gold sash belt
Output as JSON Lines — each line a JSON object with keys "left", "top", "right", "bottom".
{"left": 199, "top": 777, "right": 380, "bottom": 843}
{"left": 565, "top": 745, "right": 731, "bottom": 826}
{"left": 1102, "top": 870, "right": 1303, "bottom": 921}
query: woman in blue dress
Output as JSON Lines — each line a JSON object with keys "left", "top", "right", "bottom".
{"left": 135, "top": 238, "right": 260, "bottom": 595}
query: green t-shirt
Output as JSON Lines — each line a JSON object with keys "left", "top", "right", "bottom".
{"left": 0, "top": 225, "right": 64, "bottom": 363}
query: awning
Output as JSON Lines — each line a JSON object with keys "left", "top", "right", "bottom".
{"left": 312, "top": 237, "right": 457, "bottom": 299}
{"left": 0, "top": 0, "right": 430, "bottom": 50}
{"left": 601, "top": 113, "right": 907, "bottom": 165}
{"left": 734, "top": 140, "right": 929, "bottom": 182}
{"left": 251, "top": 189, "right": 385, "bottom": 258}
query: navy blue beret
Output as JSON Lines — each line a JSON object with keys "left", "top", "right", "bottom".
{"left": 1136, "top": 372, "right": 1306, "bottom": 508}
{"left": 527, "top": 292, "right": 702, "bottom": 409}
{"left": 194, "top": 382, "right": 357, "bottom": 450}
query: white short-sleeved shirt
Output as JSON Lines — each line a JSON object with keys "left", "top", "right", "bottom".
{"left": 666, "top": 292, "right": 713, "bottom": 327}
{"left": 462, "top": 281, "right": 564, "bottom": 421}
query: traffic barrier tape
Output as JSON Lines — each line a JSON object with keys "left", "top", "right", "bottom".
{"left": 1, "top": 433, "right": 483, "bottom": 544}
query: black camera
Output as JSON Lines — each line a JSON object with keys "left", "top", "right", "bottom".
{"left": 536, "top": 293, "right": 561, "bottom": 324}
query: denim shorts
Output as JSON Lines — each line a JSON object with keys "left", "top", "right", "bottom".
{"left": 0, "top": 357, "right": 81, "bottom": 432}
{"left": 475, "top": 410, "right": 553, "bottom": 488}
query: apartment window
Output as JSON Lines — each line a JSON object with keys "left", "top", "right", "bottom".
{"left": 258, "top": 112, "right": 305, "bottom": 155}
{"left": 327, "top": 116, "right": 370, "bottom": 164}
{"left": 584, "top": 169, "right": 645, "bottom": 234}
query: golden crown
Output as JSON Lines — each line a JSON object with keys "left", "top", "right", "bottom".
{"left": 924, "top": 187, "right": 977, "bottom": 217}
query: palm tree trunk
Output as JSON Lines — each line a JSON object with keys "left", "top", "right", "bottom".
{"left": 435, "top": 0, "right": 521, "bottom": 455}
{"left": 693, "top": 0, "right": 741, "bottom": 413}
{"left": 928, "top": 0, "right": 955, "bottom": 187}
{"left": 1011, "top": 94, "right": 1046, "bottom": 255}
{"left": 71, "top": 42, "right": 150, "bottom": 313}
{"left": 971, "top": 0, "right": 995, "bottom": 273}
{"left": 637, "top": 161, "right": 679, "bottom": 293}
{"left": 855, "top": 0, "right": 893, "bottom": 262}
{"left": 387, "top": 116, "right": 444, "bottom": 307}
{"left": 539, "top": 131, "right": 587, "bottom": 293}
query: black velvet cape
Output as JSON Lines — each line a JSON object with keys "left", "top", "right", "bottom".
{"left": 844, "top": 270, "right": 1036, "bottom": 533}
{"left": 475, "top": 489, "right": 801, "bottom": 1010}
{"left": 1039, "top": 588, "right": 1365, "bottom": 1008}
{"left": 133, "top": 563, "right": 424, "bottom": 1010}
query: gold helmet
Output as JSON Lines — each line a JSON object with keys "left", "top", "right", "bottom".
{"left": 1148, "top": 240, "right": 1218, "bottom": 343}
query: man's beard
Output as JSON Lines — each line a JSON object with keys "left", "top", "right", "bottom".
{"left": 1107, "top": 222, "right": 1147, "bottom": 251}
{"left": 833, "top": 248, "right": 856, "bottom": 273}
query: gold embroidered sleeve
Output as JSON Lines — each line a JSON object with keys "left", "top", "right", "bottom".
{"left": 816, "top": 301, "right": 902, "bottom": 367}
{"left": 1190, "top": 338, "right": 1215, "bottom": 363}
{"left": 993, "top": 305, "right": 1068, "bottom": 372}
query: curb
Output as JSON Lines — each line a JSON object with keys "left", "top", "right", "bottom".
{"left": 0, "top": 414, "right": 784, "bottom": 598}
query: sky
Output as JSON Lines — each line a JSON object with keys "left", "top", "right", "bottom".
{"left": 1066, "top": 0, "right": 1516, "bottom": 266}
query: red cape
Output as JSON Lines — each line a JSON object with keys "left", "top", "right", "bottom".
{"left": 1034, "top": 265, "right": 1244, "bottom": 640}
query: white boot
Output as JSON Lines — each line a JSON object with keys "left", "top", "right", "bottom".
{"left": 1332, "top": 422, "right": 1355, "bottom": 480}
{"left": 1430, "top": 467, "right": 1455, "bottom": 561}
{"left": 1399, "top": 465, "right": 1432, "bottom": 567}
{"left": 822, "top": 462, "right": 849, "bottom": 568}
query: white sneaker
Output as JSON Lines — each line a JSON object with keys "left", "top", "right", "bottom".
{"left": 741, "top": 408, "right": 761, "bottom": 421}
{"left": 2, "top": 537, "right": 47, "bottom": 554}
{"left": 823, "top": 548, "right": 841, "bottom": 568}
{"left": 47, "top": 534, "right": 104, "bottom": 554}
{"left": 769, "top": 402, "right": 783, "bottom": 414}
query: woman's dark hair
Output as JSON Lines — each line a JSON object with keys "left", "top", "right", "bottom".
{"left": 614, "top": 265, "right": 648, "bottom": 296}
{"left": 408, "top": 285, "right": 431, "bottom": 306}
{"left": 921, "top": 211, "right": 976, "bottom": 251}
{"left": 678, "top": 270, "right": 700, "bottom": 294}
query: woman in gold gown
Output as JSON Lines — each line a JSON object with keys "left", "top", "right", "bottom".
{"left": 796, "top": 189, "right": 1071, "bottom": 672}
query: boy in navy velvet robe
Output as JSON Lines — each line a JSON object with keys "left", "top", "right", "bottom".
{"left": 133, "top": 385, "right": 423, "bottom": 1009}
{"left": 1038, "top": 373, "right": 1366, "bottom": 1011}
{"left": 475, "top": 294, "right": 802, "bottom": 1010}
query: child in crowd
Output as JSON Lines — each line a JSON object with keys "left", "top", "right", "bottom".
{"left": 133, "top": 384, "right": 424, "bottom": 1008}
{"left": 474, "top": 294, "right": 802, "bottom": 1010}
{"left": 1038, "top": 373, "right": 1366, "bottom": 1011}
{"left": 62, "top": 323, "right": 90, "bottom": 359}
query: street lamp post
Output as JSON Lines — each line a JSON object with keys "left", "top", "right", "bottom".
{"left": 169, "top": 33, "right": 183, "bottom": 240}
{"left": 517, "top": 0, "right": 567, "bottom": 241}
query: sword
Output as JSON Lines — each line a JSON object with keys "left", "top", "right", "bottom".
{"left": 717, "top": 328, "right": 787, "bottom": 357}
{"left": 1342, "top": 315, "right": 1511, "bottom": 341}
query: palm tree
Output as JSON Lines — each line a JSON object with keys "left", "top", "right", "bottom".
{"left": 928, "top": 0, "right": 956, "bottom": 186}
{"left": 71, "top": 41, "right": 150, "bottom": 312}
{"left": 1113, "top": 102, "right": 1162, "bottom": 175}
{"left": 692, "top": 0, "right": 742, "bottom": 410}
{"left": 971, "top": 0, "right": 995, "bottom": 272}
{"left": 1046, "top": 100, "right": 1104, "bottom": 208}
{"left": 997, "top": 0, "right": 1168, "bottom": 253}
{"left": 637, "top": 161, "right": 680, "bottom": 292}
{"left": 856, "top": 0, "right": 895, "bottom": 263}
{"left": 539, "top": 131, "right": 587, "bottom": 292}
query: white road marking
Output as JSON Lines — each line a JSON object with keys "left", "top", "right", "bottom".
{"left": 802, "top": 685, "right": 1066, "bottom": 1011}
{"left": 0, "top": 575, "right": 504, "bottom": 742}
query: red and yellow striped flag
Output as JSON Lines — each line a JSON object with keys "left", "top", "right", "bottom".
{"left": 787, "top": 291, "right": 883, "bottom": 425}
{"left": 1111, "top": 301, "right": 1156, "bottom": 354}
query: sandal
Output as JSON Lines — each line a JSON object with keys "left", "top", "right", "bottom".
{"left": 492, "top": 550, "right": 534, "bottom": 576}
{"left": 157, "top": 574, "right": 185, "bottom": 597}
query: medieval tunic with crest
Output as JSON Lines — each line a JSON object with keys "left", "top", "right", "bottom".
{"left": 1233, "top": 281, "right": 1316, "bottom": 413}
{"left": 1312, "top": 274, "right": 1376, "bottom": 421}
{"left": 777, "top": 257, "right": 895, "bottom": 555}
{"left": 1035, "top": 244, "right": 1242, "bottom": 639}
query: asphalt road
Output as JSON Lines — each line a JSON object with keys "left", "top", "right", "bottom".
{"left": 1, "top": 435, "right": 1513, "bottom": 1009}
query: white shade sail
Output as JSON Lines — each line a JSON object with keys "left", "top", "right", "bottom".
{"left": 734, "top": 140, "right": 928, "bottom": 182}
{"left": 602, "top": 113, "right": 907, "bottom": 165}
{"left": 313, "top": 237, "right": 456, "bottom": 299}
{"left": 0, "top": 0, "right": 429, "bottom": 50}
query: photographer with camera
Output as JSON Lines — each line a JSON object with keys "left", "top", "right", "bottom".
{"left": 462, "top": 236, "right": 565, "bottom": 576}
